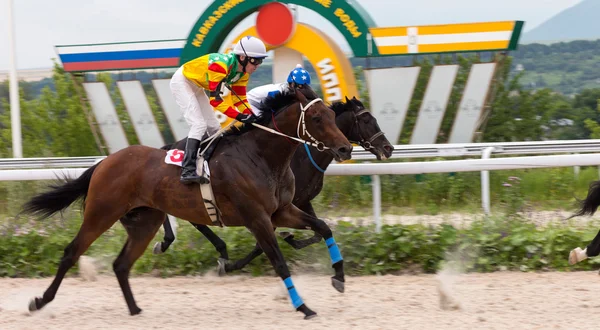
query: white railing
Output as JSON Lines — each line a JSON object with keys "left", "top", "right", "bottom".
{"left": 350, "top": 139, "right": 600, "bottom": 160}
{"left": 3, "top": 139, "right": 600, "bottom": 232}
{"left": 3, "top": 139, "right": 600, "bottom": 170}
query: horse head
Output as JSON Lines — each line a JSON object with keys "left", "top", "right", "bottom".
{"left": 338, "top": 96, "right": 394, "bottom": 160}
{"left": 290, "top": 89, "right": 353, "bottom": 161}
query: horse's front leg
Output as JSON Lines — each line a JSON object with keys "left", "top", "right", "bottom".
{"left": 249, "top": 215, "right": 317, "bottom": 319}
{"left": 272, "top": 204, "right": 344, "bottom": 293}
{"left": 224, "top": 242, "right": 264, "bottom": 273}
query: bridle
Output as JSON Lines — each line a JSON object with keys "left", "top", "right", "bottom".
{"left": 252, "top": 97, "right": 328, "bottom": 151}
{"left": 226, "top": 83, "right": 330, "bottom": 151}
{"left": 296, "top": 98, "right": 327, "bottom": 151}
{"left": 348, "top": 108, "right": 386, "bottom": 150}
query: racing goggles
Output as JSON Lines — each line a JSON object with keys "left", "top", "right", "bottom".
{"left": 248, "top": 57, "right": 264, "bottom": 66}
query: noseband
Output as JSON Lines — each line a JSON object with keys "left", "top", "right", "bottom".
{"left": 349, "top": 109, "right": 385, "bottom": 150}
{"left": 297, "top": 98, "right": 327, "bottom": 152}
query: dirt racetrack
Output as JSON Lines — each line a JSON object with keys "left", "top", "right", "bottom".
{"left": 2, "top": 271, "right": 600, "bottom": 330}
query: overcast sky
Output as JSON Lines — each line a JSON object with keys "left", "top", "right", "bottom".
{"left": 0, "top": 0, "right": 582, "bottom": 70}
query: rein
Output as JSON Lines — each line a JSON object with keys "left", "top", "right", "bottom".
{"left": 227, "top": 85, "right": 329, "bottom": 151}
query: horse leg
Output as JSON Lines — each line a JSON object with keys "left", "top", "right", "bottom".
{"left": 191, "top": 223, "right": 229, "bottom": 259}
{"left": 272, "top": 204, "right": 345, "bottom": 293}
{"left": 569, "top": 229, "right": 600, "bottom": 265}
{"left": 279, "top": 201, "right": 323, "bottom": 249}
{"left": 29, "top": 205, "right": 121, "bottom": 312}
{"left": 152, "top": 215, "right": 175, "bottom": 255}
{"left": 250, "top": 221, "right": 316, "bottom": 319}
{"left": 189, "top": 223, "right": 230, "bottom": 276}
{"left": 114, "top": 208, "right": 165, "bottom": 315}
{"left": 223, "top": 242, "right": 265, "bottom": 274}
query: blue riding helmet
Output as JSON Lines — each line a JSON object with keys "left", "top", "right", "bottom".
{"left": 287, "top": 64, "right": 311, "bottom": 86}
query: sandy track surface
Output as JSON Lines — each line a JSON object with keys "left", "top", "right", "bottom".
{"left": 325, "top": 210, "right": 582, "bottom": 228}
{"left": 2, "top": 271, "right": 600, "bottom": 330}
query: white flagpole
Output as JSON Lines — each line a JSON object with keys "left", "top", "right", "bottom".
{"left": 7, "top": 0, "right": 22, "bottom": 158}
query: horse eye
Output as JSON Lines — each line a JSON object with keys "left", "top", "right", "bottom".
{"left": 312, "top": 116, "right": 322, "bottom": 124}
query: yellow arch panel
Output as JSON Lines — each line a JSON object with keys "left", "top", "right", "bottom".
{"left": 227, "top": 23, "right": 358, "bottom": 103}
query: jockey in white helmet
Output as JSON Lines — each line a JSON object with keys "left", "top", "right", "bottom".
{"left": 169, "top": 36, "right": 268, "bottom": 184}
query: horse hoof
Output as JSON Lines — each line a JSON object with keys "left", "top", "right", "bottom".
{"left": 304, "top": 313, "right": 318, "bottom": 320}
{"left": 130, "top": 307, "right": 142, "bottom": 316}
{"left": 331, "top": 277, "right": 345, "bottom": 293}
{"left": 279, "top": 231, "right": 294, "bottom": 241}
{"left": 28, "top": 297, "right": 39, "bottom": 312}
{"left": 297, "top": 304, "right": 317, "bottom": 320}
{"left": 217, "top": 258, "right": 228, "bottom": 277}
{"left": 152, "top": 242, "right": 163, "bottom": 255}
{"left": 569, "top": 247, "right": 587, "bottom": 265}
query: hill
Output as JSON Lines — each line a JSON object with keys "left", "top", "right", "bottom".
{"left": 523, "top": 0, "right": 600, "bottom": 43}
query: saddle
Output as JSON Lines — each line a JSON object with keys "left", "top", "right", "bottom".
{"left": 165, "top": 134, "right": 224, "bottom": 227}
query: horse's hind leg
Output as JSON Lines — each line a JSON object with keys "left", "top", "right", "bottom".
{"left": 280, "top": 202, "right": 323, "bottom": 249}
{"left": 272, "top": 204, "right": 345, "bottom": 293}
{"left": 114, "top": 207, "right": 165, "bottom": 315}
{"left": 569, "top": 229, "right": 600, "bottom": 265}
{"left": 152, "top": 214, "right": 176, "bottom": 254}
{"left": 250, "top": 220, "right": 316, "bottom": 320}
{"left": 29, "top": 205, "right": 121, "bottom": 312}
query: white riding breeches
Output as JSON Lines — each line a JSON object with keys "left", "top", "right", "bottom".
{"left": 170, "top": 67, "right": 221, "bottom": 140}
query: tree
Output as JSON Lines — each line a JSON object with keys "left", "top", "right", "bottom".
{"left": 0, "top": 64, "right": 101, "bottom": 157}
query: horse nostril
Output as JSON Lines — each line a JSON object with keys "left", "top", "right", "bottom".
{"left": 384, "top": 145, "right": 394, "bottom": 153}
{"left": 338, "top": 147, "right": 348, "bottom": 155}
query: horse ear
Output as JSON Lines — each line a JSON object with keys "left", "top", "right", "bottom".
{"left": 345, "top": 96, "right": 351, "bottom": 103}
{"left": 352, "top": 96, "right": 358, "bottom": 100}
{"left": 295, "top": 88, "right": 308, "bottom": 104}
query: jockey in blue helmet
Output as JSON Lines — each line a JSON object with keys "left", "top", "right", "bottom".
{"left": 246, "top": 64, "right": 312, "bottom": 117}
{"left": 286, "top": 64, "right": 311, "bottom": 89}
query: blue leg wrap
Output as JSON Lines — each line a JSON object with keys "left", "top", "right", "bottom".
{"left": 283, "top": 277, "right": 304, "bottom": 309}
{"left": 325, "top": 237, "right": 343, "bottom": 264}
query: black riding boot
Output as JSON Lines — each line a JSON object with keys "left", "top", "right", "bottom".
{"left": 180, "top": 137, "right": 209, "bottom": 185}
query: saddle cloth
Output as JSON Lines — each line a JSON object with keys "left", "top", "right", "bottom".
{"left": 164, "top": 149, "right": 222, "bottom": 226}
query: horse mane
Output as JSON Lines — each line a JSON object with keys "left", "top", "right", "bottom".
{"left": 225, "top": 86, "right": 319, "bottom": 136}
{"left": 330, "top": 97, "right": 367, "bottom": 117}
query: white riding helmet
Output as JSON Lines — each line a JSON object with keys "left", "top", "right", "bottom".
{"left": 233, "top": 36, "right": 268, "bottom": 58}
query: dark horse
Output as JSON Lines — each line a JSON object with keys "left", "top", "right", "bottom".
{"left": 154, "top": 96, "right": 394, "bottom": 275}
{"left": 568, "top": 181, "right": 600, "bottom": 265}
{"left": 21, "top": 89, "right": 353, "bottom": 319}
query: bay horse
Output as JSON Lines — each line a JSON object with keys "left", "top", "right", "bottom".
{"left": 155, "top": 96, "right": 394, "bottom": 275}
{"left": 21, "top": 89, "right": 352, "bottom": 319}
{"left": 567, "top": 181, "right": 600, "bottom": 265}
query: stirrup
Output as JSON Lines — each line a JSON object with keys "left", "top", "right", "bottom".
{"left": 180, "top": 168, "right": 204, "bottom": 184}
{"left": 180, "top": 176, "right": 203, "bottom": 185}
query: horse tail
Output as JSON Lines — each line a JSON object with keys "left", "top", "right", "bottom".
{"left": 569, "top": 180, "right": 600, "bottom": 219}
{"left": 21, "top": 162, "right": 101, "bottom": 219}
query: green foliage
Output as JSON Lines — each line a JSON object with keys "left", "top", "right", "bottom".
{"left": 0, "top": 63, "right": 101, "bottom": 157}
{"left": 312, "top": 166, "right": 597, "bottom": 214}
{"left": 1, "top": 213, "right": 598, "bottom": 278}
{"left": 499, "top": 176, "right": 525, "bottom": 217}
{"left": 513, "top": 39, "right": 600, "bottom": 95}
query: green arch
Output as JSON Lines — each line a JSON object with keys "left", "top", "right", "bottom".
{"left": 180, "top": 0, "right": 378, "bottom": 64}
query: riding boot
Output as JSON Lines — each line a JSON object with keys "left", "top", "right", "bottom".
{"left": 180, "top": 137, "right": 210, "bottom": 185}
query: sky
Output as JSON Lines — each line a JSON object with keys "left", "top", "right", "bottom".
{"left": 0, "top": 0, "right": 583, "bottom": 70}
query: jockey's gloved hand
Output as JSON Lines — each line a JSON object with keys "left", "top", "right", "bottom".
{"left": 236, "top": 113, "right": 258, "bottom": 124}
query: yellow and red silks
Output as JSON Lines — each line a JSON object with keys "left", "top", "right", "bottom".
{"left": 182, "top": 53, "right": 252, "bottom": 118}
